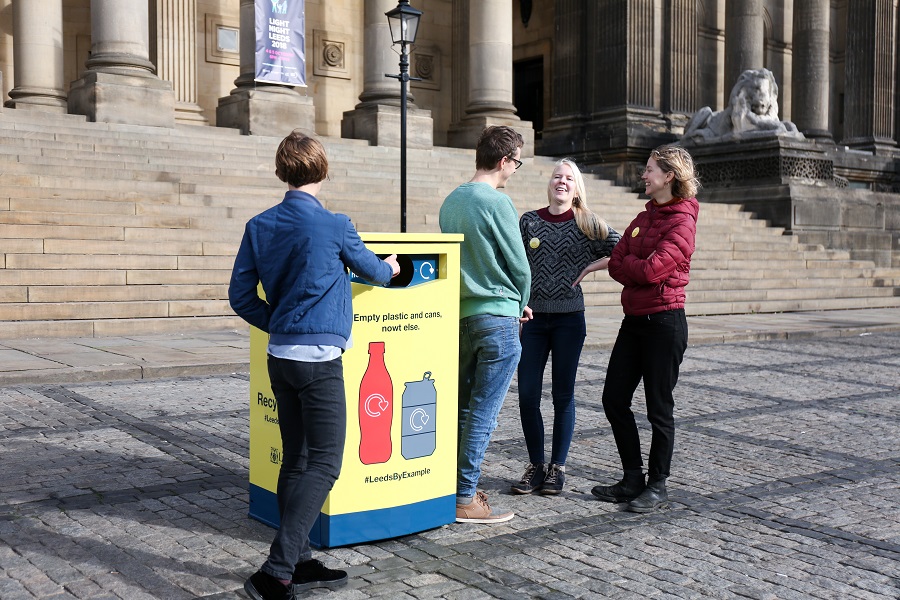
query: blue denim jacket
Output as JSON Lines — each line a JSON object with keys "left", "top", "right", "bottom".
{"left": 228, "top": 190, "right": 392, "bottom": 348}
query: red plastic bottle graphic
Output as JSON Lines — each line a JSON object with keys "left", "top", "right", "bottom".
{"left": 359, "top": 341, "right": 393, "bottom": 464}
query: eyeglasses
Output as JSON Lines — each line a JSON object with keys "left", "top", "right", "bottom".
{"left": 508, "top": 156, "right": 523, "bottom": 170}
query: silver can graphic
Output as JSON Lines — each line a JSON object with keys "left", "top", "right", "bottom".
{"left": 401, "top": 372, "right": 437, "bottom": 459}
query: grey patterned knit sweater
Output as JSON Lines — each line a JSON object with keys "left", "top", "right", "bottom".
{"left": 519, "top": 207, "right": 621, "bottom": 313}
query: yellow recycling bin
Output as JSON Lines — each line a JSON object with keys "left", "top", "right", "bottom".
{"left": 247, "top": 233, "right": 463, "bottom": 547}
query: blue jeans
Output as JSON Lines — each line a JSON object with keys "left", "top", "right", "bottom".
{"left": 262, "top": 355, "right": 346, "bottom": 581}
{"left": 518, "top": 311, "right": 586, "bottom": 466}
{"left": 456, "top": 314, "right": 522, "bottom": 498}
{"left": 602, "top": 309, "right": 688, "bottom": 479}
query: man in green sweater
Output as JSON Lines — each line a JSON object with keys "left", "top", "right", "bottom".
{"left": 439, "top": 125, "right": 532, "bottom": 523}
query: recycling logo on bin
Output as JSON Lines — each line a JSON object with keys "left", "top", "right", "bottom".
{"left": 401, "top": 372, "right": 437, "bottom": 459}
{"left": 350, "top": 254, "right": 438, "bottom": 288}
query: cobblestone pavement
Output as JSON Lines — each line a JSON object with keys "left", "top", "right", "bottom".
{"left": 1, "top": 333, "right": 898, "bottom": 599}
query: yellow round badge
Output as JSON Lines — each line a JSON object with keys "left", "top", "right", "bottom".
{"left": 529, "top": 237, "right": 540, "bottom": 249}
{"left": 631, "top": 227, "right": 640, "bottom": 238}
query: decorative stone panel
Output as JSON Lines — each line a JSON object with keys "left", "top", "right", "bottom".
{"left": 205, "top": 13, "right": 239, "bottom": 66}
{"left": 696, "top": 155, "right": 834, "bottom": 185}
{"left": 411, "top": 45, "right": 441, "bottom": 91}
{"left": 313, "top": 30, "right": 350, "bottom": 80}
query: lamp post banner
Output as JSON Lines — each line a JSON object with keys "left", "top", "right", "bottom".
{"left": 255, "top": 0, "right": 306, "bottom": 86}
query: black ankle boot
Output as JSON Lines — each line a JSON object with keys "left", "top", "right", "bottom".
{"left": 591, "top": 470, "right": 646, "bottom": 503}
{"left": 626, "top": 477, "right": 668, "bottom": 513}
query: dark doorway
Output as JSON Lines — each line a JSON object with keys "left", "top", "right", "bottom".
{"left": 514, "top": 57, "right": 544, "bottom": 138}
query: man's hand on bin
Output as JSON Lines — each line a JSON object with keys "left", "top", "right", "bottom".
{"left": 384, "top": 254, "right": 401, "bottom": 278}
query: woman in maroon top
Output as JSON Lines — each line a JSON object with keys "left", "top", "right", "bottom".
{"left": 511, "top": 159, "right": 620, "bottom": 496}
{"left": 591, "top": 145, "right": 700, "bottom": 513}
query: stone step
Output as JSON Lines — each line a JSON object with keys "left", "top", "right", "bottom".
{"left": 0, "top": 222, "right": 126, "bottom": 241}
{"left": 687, "top": 255, "right": 873, "bottom": 270}
{"left": 23, "top": 284, "right": 228, "bottom": 303}
{"left": 0, "top": 141, "right": 273, "bottom": 166}
{"left": 714, "top": 250, "right": 857, "bottom": 263}
{"left": 4, "top": 252, "right": 234, "bottom": 270}
{"left": 39, "top": 238, "right": 206, "bottom": 256}
{"left": 0, "top": 153, "right": 274, "bottom": 180}
{"left": 692, "top": 274, "right": 883, "bottom": 288}
{"left": 0, "top": 315, "right": 244, "bottom": 339}
{"left": 0, "top": 297, "right": 232, "bottom": 321}
{"left": 686, "top": 286, "right": 897, "bottom": 303}
{"left": 581, "top": 293, "right": 900, "bottom": 315}
{"left": 686, "top": 295, "right": 900, "bottom": 315}
{"left": 581, "top": 273, "right": 882, "bottom": 293}
{"left": 0, "top": 269, "right": 227, "bottom": 290}
{"left": 0, "top": 174, "right": 183, "bottom": 196}
{"left": 0, "top": 269, "right": 125, "bottom": 286}
{"left": 0, "top": 209, "right": 192, "bottom": 229}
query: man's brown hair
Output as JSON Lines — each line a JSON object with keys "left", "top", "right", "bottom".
{"left": 475, "top": 126, "right": 524, "bottom": 171}
{"left": 275, "top": 129, "right": 329, "bottom": 187}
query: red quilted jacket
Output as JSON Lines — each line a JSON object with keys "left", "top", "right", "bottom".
{"left": 609, "top": 197, "right": 699, "bottom": 316}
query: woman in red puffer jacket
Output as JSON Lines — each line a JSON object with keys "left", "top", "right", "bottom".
{"left": 590, "top": 145, "right": 700, "bottom": 514}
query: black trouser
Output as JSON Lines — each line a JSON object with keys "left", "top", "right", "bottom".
{"left": 601, "top": 309, "right": 688, "bottom": 479}
{"left": 263, "top": 355, "right": 346, "bottom": 580}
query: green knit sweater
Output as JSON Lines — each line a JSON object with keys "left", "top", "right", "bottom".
{"left": 439, "top": 182, "right": 531, "bottom": 319}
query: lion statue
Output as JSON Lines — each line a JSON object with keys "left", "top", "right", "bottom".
{"left": 682, "top": 68, "right": 803, "bottom": 144}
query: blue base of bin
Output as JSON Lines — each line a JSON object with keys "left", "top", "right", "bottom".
{"left": 248, "top": 483, "right": 456, "bottom": 548}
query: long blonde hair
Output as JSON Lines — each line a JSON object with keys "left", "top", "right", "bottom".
{"left": 548, "top": 158, "right": 610, "bottom": 240}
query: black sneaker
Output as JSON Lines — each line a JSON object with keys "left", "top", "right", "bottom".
{"left": 244, "top": 570, "right": 293, "bottom": 600}
{"left": 539, "top": 464, "right": 565, "bottom": 495}
{"left": 292, "top": 558, "right": 349, "bottom": 592}
{"left": 510, "top": 462, "right": 545, "bottom": 494}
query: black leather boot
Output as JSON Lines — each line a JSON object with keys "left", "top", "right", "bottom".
{"left": 591, "top": 470, "right": 646, "bottom": 503}
{"left": 626, "top": 477, "right": 668, "bottom": 513}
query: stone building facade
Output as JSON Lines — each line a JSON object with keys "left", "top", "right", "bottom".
{"left": 0, "top": 1, "right": 894, "bottom": 171}
{"left": 0, "top": 1, "right": 897, "bottom": 263}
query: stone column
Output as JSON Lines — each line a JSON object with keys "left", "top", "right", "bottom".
{"left": 448, "top": 0, "right": 533, "bottom": 155}
{"left": 6, "top": 0, "right": 67, "bottom": 112}
{"left": 362, "top": 0, "right": 410, "bottom": 106}
{"left": 216, "top": 0, "right": 315, "bottom": 137}
{"left": 791, "top": 0, "right": 831, "bottom": 138}
{"left": 547, "top": 0, "right": 585, "bottom": 123}
{"left": 664, "top": 0, "right": 698, "bottom": 121}
{"left": 155, "top": 0, "right": 208, "bottom": 124}
{"left": 543, "top": 0, "right": 673, "bottom": 184}
{"left": 841, "top": 0, "right": 896, "bottom": 152}
{"left": 68, "top": 0, "right": 175, "bottom": 127}
{"left": 341, "top": 0, "right": 433, "bottom": 148}
{"left": 466, "top": 0, "right": 516, "bottom": 118}
{"left": 539, "top": 0, "right": 593, "bottom": 158}
{"left": 724, "top": 0, "right": 764, "bottom": 102}
{"left": 450, "top": 0, "right": 469, "bottom": 127}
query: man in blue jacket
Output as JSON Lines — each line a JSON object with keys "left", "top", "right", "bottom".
{"left": 230, "top": 130, "right": 399, "bottom": 600}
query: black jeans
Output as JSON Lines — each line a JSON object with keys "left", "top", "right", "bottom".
{"left": 262, "top": 355, "right": 346, "bottom": 581}
{"left": 601, "top": 309, "right": 688, "bottom": 479}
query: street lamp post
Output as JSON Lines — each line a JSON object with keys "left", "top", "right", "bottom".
{"left": 385, "top": 0, "right": 422, "bottom": 233}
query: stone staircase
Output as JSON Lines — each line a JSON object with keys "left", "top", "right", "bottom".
{"left": 0, "top": 110, "right": 897, "bottom": 339}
